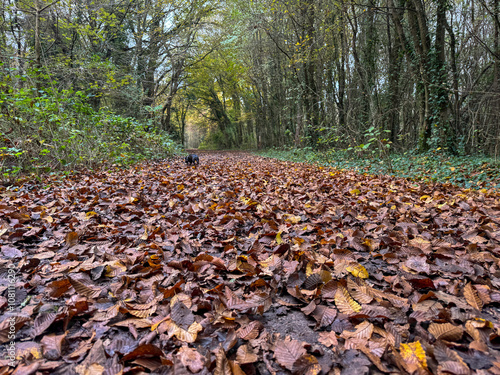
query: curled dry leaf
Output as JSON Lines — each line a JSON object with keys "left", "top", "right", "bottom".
{"left": 162, "top": 319, "right": 202, "bottom": 343}
{"left": 292, "top": 354, "right": 321, "bottom": 375}
{"left": 31, "top": 312, "right": 57, "bottom": 338}
{"left": 215, "top": 346, "right": 232, "bottom": 375}
{"left": 41, "top": 332, "right": 67, "bottom": 360}
{"left": 341, "top": 320, "right": 374, "bottom": 340}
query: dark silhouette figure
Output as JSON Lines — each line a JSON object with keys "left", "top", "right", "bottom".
{"left": 185, "top": 154, "right": 200, "bottom": 166}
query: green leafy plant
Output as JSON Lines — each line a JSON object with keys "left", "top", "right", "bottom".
{"left": 0, "top": 68, "right": 182, "bottom": 183}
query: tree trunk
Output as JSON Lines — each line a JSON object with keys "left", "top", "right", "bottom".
{"left": 435, "top": 0, "right": 453, "bottom": 151}
{"left": 387, "top": 3, "right": 402, "bottom": 145}
{"left": 407, "top": 0, "right": 432, "bottom": 151}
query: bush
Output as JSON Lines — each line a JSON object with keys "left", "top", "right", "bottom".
{"left": 0, "top": 71, "right": 181, "bottom": 182}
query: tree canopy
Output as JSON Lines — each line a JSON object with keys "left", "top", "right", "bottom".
{"left": 1, "top": 0, "right": 499, "bottom": 159}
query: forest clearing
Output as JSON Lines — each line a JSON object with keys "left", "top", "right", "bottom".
{"left": 1, "top": 152, "right": 500, "bottom": 374}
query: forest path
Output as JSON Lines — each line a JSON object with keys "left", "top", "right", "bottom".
{"left": 1, "top": 151, "right": 500, "bottom": 373}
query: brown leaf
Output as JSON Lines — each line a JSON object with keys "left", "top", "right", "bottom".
{"left": 292, "top": 354, "right": 321, "bottom": 375}
{"left": 178, "top": 345, "right": 205, "bottom": 373}
{"left": 347, "top": 277, "right": 373, "bottom": 304}
{"left": 311, "top": 305, "right": 337, "bottom": 328}
{"left": 342, "top": 320, "right": 374, "bottom": 340}
{"left": 229, "top": 361, "right": 247, "bottom": 375}
{"left": 404, "top": 256, "right": 430, "bottom": 274}
{"left": 318, "top": 331, "right": 338, "bottom": 348}
{"left": 171, "top": 301, "right": 195, "bottom": 330}
{"left": 31, "top": 312, "right": 57, "bottom": 338}
{"left": 162, "top": 320, "right": 203, "bottom": 343}
{"left": 334, "top": 286, "right": 361, "bottom": 314}
{"left": 464, "top": 282, "right": 483, "bottom": 310}
{"left": 68, "top": 276, "right": 101, "bottom": 299}
{"left": 75, "top": 339, "right": 107, "bottom": 375}
{"left": 46, "top": 279, "right": 72, "bottom": 298}
{"left": 65, "top": 231, "right": 79, "bottom": 247}
{"left": 274, "top": 336, "right": 306, "bottom": 371}
{"left": 215, "top": 346, "right": 232, "bottom": 375}
{"left": 236, "top": 344, "right": 258, "bottom": 364}
{"left": 122, "top": 344, "right": 164, "bottom": 362}
{"left": 41, "top": 332, "right": 67, "bottom": 360}
{"left": 237, "top": 320, "right": 262, "bottom": 340}
{"left": 428, "top": 323, "right": 464, "bottom": 342}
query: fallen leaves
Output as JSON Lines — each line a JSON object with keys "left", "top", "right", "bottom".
{"left": 1, "top": 151, "right": 500, "bottom": 373}
{"left": 274, "top": 336, "right": 306, "bottom": 370}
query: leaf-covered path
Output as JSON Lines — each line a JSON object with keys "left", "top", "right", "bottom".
{"left": 1, "top": 151, "right": 500, "bottom": 374}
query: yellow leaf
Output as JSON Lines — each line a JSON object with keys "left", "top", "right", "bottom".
{"left": 306, "top": 261, "right": 315, "bottom": 277}
{"left": 177, "top": 321, "right": 203, "bottom": 343}
{"left": 419, "top": 195, "right": 431, "bottom": 201}
{"left": 349, "top": 189, "right": 361, "bottom": 195}
{"left": 42, "top": 214, "right": 54, "bottom": 223}
{"left": 450, "top": 167, "right": 455, "bottom": 172}
{"left": 151, "top": 316, "right": 170, "bottom": 331}
{"left": 285, "top": 215, "right": 301, "bottom": 224}
{"left": 399, "top": 341, "right": 427, "bottom": 372}
{"left": 346, "top": 263, "right": 369, "bottom": 279}
{"left": 240, "top": 197, "right": 251, "bottom": 204}
{"left": 84, "top": 211, "right": 98, "bottom": 219}
{"left": 177, "top": 184, "right": 184, "bottom": 191}
{"left": 276, "top": 231, "right": 283, "bottom": 245}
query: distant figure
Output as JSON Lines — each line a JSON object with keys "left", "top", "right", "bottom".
{"left": 185, "top": 154, "right": 200, "bottom": 166}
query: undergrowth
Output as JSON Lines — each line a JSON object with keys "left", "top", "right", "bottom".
{"left": 0, "top": 79, "right": 182, "bottom": 183}
{"left": 258, "top": 147, "right": 500, "bottom": 190}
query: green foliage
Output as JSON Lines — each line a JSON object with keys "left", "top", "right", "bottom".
{"left": 198, "top": 130, "right": 229, "bottom": 150}
{"left": 0, "top": 68, "right": 181, "bottom": 182}
{"left": 258, "top": 147, "right": 500, "bottom": 190}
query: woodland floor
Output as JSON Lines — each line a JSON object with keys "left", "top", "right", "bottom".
{"left": 1, "top": 151, "right": 500, "bottom": 375}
